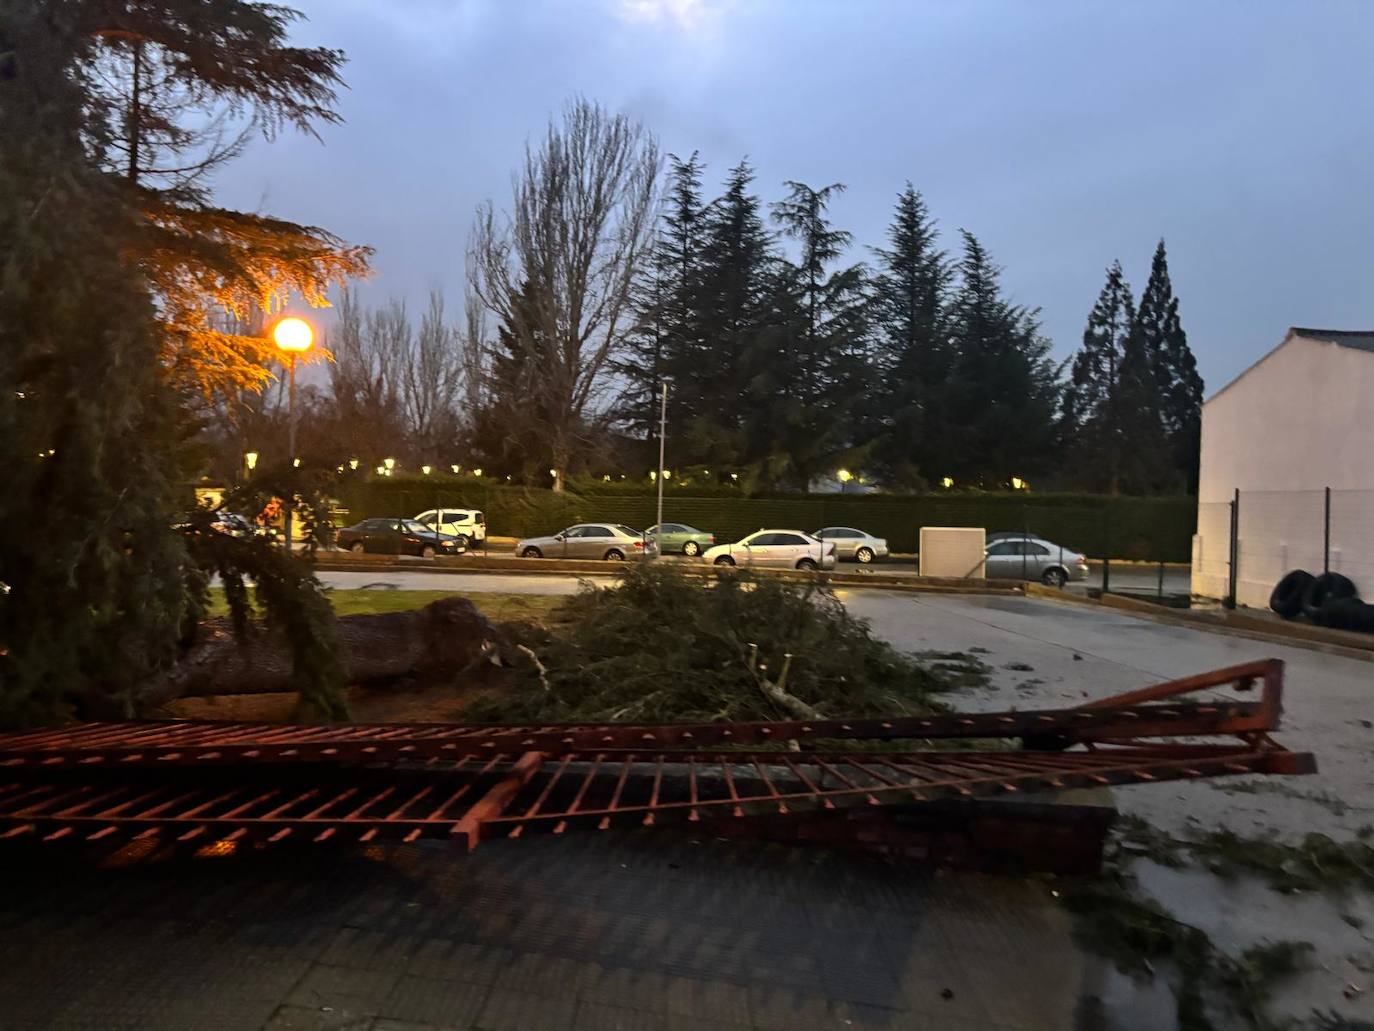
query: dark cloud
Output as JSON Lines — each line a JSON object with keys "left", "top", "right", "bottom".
{"left": 215, "top": 0, "right": 1374, "bottom": 395}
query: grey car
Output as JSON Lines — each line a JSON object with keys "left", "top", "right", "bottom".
{"left": 983, "top": 535, "right": 1089, "bottom": 587}
{"left": 516, "top": 523, "right": 652, "bottom": 561}
{"left": 812, "top": 526, "right": 889, "bottom": 564}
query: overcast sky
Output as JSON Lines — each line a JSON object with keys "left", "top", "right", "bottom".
{"left": 217, "top": 0, "right": 1374, "bottom": 396}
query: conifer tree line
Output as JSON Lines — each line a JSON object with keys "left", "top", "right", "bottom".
{"left": 241, "top": 120, "right": 1203, "bottom": 498}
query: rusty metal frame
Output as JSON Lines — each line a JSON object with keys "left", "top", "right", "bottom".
{"left": 0, "top": 659, "right": 1286, "bottom": 769}
{"left": 0, "top": 659, "right": 1314, "bottom": 852}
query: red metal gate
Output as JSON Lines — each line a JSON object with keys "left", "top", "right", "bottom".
{"left": 0, "top": 659, "right": 1314, "bottom": 851}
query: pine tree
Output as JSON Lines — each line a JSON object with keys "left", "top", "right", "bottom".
{"left": 944, "top": 232, "right": 1059, "bottom": 486}
{"left": 1136, "top": 240, "right": 1203, "bottom": 491}
{"left": 768, "top": 180, "right": 868, "bottom": 490}
{"left": 71, "top": 0, "right": 371, "bottom": 398}
{"left": 870, "top": 184, "right": 950, "bottom": 488}
{"left": 685, "top": 161, "right": 777, "bottom": 477}
{"left": 1063, "top": 261, "right": 1136, "bottom": 492}
{"left": 616, "top": 152, "right": 707, "bottom": 458}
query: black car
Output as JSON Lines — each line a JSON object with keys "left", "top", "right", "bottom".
{"left": 336, "top": 518, "right": 467, "bottom": 558}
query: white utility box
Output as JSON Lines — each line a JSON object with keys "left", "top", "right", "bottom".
{"left": 919, "top": 526, "right": 986, "bottom": 579}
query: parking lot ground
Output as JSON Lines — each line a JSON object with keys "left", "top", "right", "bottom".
{"left": 5, "top": 589, "right": 1371, "bottom": 1029}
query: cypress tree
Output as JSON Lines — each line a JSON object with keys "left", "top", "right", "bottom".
{"left": 687, "top": 161, "right": 777, "bottom": 477}
{"left": 944, "top": 232, "right": 1058, "bottom": 486}
{"left": 870, "top": 184, "right": 950, "bottom": 488}
{"left": 1064, "top": 261, "right": 1135, "bottom": 492}
{"left": 1136, "top": 240, "right": 1203, "bottom": 490}
{"left": 768, "top": 180, "right": 869, "bottom": 490}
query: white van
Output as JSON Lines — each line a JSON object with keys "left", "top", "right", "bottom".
{"left": 414, "top": 508, "right": 487, "bottom": 546}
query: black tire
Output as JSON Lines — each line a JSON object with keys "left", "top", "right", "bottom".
{"left": 421, "top": 545, "right": 436, "bottom": 559}
{"left": 855, "top": 547, "right": 874, "bottom": 564}
{"left": 604, "top": 549, "right": 625, "bottom": 561}
{"left": 683, "top": 541, "right": 701, "bottom": 557}
{"left": 349, "top": 542, "right": 365, "bottom": 554}
{"left": 795, "top": 558, "right": 818, "bottom": 571}
{"left": 1269, "top": 569, "right": 1314, "bottom": 619}
{"left": 1042, "top": 567, "right": 1068, "bottom": 588}
{"left": 522, "top": 546, "right": 543, "bottom": 559}
{"left": 1302, "top": 571, "right": 1358, "bottom": 624}
{"left": 714, "top": 555, "right": 735, "bottom": 567}
{"left": 1318, "top": 596, "right": 1374, "bottom": 633}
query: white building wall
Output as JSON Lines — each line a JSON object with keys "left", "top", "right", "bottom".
{"left": 1192, "top": 335, "right": 1374, "bottom": 607}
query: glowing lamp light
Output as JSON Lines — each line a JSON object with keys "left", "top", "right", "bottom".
{"left": 383, "top": 457, "right": 396, "bottom": 471}
{"left": 603, "top": 474, "right": 611, "bottom": 482}
{"left": 649, "top": 471, "right": 657, "bottom": 481}
{"left": 375, "top": 465, "right": 386, "bottom": 476}
{"left": 837, "top": 469, "right": 853, "bottom": 484}
{"left": 549, "top": 468, "right": 558, "bottom": 477}
{"left": 1010, "top": 476, "right": 1028, "bottom": 490}
{"left": 941, "top": 476, "right": 954, "bottom": 489}
{"left": 349, "top": 458, "right": 359, "bottom": 471}
{"left": 272, "top": 316, "right": 314, "bottom": 353}
{"left": 244, "top": 451, "right": 259, "bottom": 471}
{"left": 292, "top": 457, "right": 301, "bottom": 468}
{"left": 730, "top": 473, "right": 739, "bottom": 482}
{"left": 472, "top": 468, "right": 483, "bottom": 478}
{"left": 422, "top": 465, "right": 433, "bottom": 476}
{"left": 662, "top": 470, "right": 671, "bottom": 480}
{"left": 451, "top": 464, "right": 460, "bottom": 474}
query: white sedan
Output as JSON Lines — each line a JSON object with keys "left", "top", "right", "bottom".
{"left": 702, "top": 529, "right": 836, "bottom": 570}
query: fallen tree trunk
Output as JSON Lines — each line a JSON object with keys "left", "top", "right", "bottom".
{"left": 141, "top": 598, "right": 511, "bottom": 707}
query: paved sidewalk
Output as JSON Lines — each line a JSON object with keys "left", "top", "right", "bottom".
{"left": 0, "top": 831, "right": 1093, "bottom": 1030}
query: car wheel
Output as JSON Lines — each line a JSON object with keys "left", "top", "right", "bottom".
{"left": 522, "top": 547, "right": 543, "bottom": 559}
{"left": 1042, "top": 567, "right": 1067, "bottom": 588}
{"left": 855, "top": 547, "right": 874, "bottom": 564}
{"left": 421, "top": 545, "right": 436, "bottom": 559}
{"left": 683, "top": 541, "right": 701, "bottom": 557}
{"left": 349, "top": 542, "right": 365, "bottom": 554}
{"left": 795, "top": 558, "right": 818, "bottom": 571}
{"left": 603, "top": 549, "right": 625, "bottom": 561}
{"left": 714, "top": 556, "right": 735, "bottom": 567}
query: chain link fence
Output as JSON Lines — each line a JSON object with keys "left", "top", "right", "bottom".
{"left": 1192, "top": 488, "right": 1374, "bottom": 609}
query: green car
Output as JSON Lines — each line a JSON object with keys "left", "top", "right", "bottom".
{"left": 646, "top": 522, "right": 716, "bottom": 557}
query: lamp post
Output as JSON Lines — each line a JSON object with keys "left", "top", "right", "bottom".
{"left": 272, "top": 316, "right": 314, "bottom": 550}
{"left": 655, "top": 381, "right": 667, "bottom": 558}
{"left": 837, "top": 468, "right": 853, "bottom": 495}
{"left": 243, "top": 450, "right": 258, "bottom": 482}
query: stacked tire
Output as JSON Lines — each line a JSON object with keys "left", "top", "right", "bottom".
{"left": 1269, "top": 570, "right": 1374, "bottom": 631}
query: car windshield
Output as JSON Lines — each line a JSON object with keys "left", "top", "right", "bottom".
{"left": 400, "top": 519, "right": 435, "bottom": 534}
{"left": 614, "top": 525, "right": 641, "bottom": 537}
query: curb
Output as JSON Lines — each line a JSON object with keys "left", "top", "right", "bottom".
{"left": 310, "top": 556, "right": 1025, "bottom": 597}
{"left": 1024, "top": 583, "right": 1374, "bottom": 662}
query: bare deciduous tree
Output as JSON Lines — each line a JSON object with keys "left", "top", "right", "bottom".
{"left": 467, "top": 97, "right": 661, "bottom": 490}
{"left": 403, "top": 291, "right": 465, "bottom": 459}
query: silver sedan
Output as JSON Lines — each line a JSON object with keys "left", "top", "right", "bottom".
{"left": 516, "top": 523, "right": 653, "bottom": 561}
{"left": 983, "top": 535, "right": 1089, "bottom": 587}
{"left": 812, "top": 527, "right": 889, "bottom": 564}
{"left": 701, "top": 529, "right": 836, "bottom": 570}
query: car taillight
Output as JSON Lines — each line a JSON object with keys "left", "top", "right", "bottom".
{"left": 708, "top": 535, "right": 715, "bottom": 543}
{"left": 633, "top": 540, "right": 644, "bottom": 549}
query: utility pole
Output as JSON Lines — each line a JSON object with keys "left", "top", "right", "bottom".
{"left": 655, "top": 381, "right": 667, "bottom": 557}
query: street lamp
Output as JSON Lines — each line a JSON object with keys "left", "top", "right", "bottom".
{"left": 272, "top": 316, "right": 313, "bottom": 550}
{"left": 473, "top": 468, "right": 482, "bottom": 478}
{"left": 383, "top": 457, "right": 396, "bottom": 477}
{"left": 837, "top": 468, "right": 852, "bottom": 494}
{"left": 244, "top": 450, "right": 258, "bottom": 481}
{"left": 451, "top": 464, "right": 460, "bottom": 474}
{"left": 349, "top": 458, "right": 359, "bottom": 471}
{"left": 422, "top": 465, "right": 432, "bottom": 476}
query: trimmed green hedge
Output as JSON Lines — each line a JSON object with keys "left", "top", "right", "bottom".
{"left": 334, "top": 477, "right": 1195, "bottom": 561}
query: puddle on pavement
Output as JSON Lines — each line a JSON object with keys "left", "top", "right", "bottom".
{"left": 1132, "top": 858, "right": 1374, "bottom": 1027}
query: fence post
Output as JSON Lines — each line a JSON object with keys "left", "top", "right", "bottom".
{"left": 1021, "top": 505, "right": 1029, "bottom": 582}
{"left": 1102, "top": 500, "right": 1112, "bottom": 595}
{"left": 1324, "top": 486, "right": 1331, "bottom": 574}
{"left": 1225, "top": 488, "right": 1240, "bottom": 610}
{"left": 1158, "top": 559, "right": 1165, "bottom": 603}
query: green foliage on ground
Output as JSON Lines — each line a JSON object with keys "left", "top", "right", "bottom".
{"left": 465, "top": 564, "right": 966, "bottom": 723}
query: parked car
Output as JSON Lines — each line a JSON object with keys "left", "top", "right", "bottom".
{"left": 811, "top": 526, "right": 888, "bottom": 564}
{"left": 702, "top": 529, "right": 836, "bottom": 570}
{"left": 337, "top": 518, "right": 467, "bottom": 558}
{"left": 516, "top": 523, "right": 653, "bottom": 561}
{"left": 414, "top": 507, "right": 487, "bottom": 546}
{"left": 983, "top": 535, "right": 1088, "bottom": 587}
{"left": 645, "top": 522, "right": 715, "bottom": 557}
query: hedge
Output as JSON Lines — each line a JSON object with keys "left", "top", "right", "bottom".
{"left": 334, "top": 477, "right": 1196, "bottom": 561}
